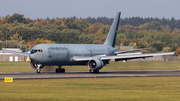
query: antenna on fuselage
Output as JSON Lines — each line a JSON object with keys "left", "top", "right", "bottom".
{"left": 103, "top": 12, "right": 121, "bottom": 47}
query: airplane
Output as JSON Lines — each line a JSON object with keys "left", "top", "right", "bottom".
{"left": 2, "top": 12, "right": 175, "bottom": 73}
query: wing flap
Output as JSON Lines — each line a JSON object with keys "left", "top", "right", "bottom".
{"left": 2, "top": 49, "right": 29, "bottom": 57}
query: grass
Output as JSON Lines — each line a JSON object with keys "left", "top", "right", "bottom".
{"left": 1, "top": 77, "right": 180, "bottom": 101}
{"left": 1, "top": 61, "right": 180, "bottom": 100}
{"left": 0, "top": 61, "right": 180, "bottom": 73}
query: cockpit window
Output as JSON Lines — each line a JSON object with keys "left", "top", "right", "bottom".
{"left": 38, "top": 50, "right": 42, "bottom": 52}
{"left": 31, "top": 49, "right": 43, "bottom": 54}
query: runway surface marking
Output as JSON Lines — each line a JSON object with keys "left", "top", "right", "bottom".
{"left": 0, "top": 70, "right": 180, "bottom": 80}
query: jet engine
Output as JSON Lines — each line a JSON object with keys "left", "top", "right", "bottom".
{"left": 88, "top": 59, "right": 104, "bottom": 70}
{"left": 29, "top": 61, "right": 44, "bottom": 69}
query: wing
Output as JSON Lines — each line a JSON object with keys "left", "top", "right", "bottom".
{"left": 72, "top": 52, "right": 175, "bottom": 62}
{"left": 2, "top": 49, "right": 30, "bottom": 57}
{"left": 114, "top": 48, "right": 150, "bottom": 54}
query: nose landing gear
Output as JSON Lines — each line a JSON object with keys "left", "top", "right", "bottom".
{"left": 36, "top": 69, "right": 41, "bottom": 74}
{"left": 36, "top": 64, "right": 42, "bottom": 74}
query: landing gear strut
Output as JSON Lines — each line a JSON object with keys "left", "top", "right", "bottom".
{"left": 89, "top": 69, "right": 99, "bottom": 73}
{"left": 56, "top": 65, "right": 65, "bottom": 73}
{"left": 36, "top": 66, "right": 41, "bottom": 74}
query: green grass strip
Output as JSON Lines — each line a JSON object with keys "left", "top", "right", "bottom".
{"left": 1, "top": 77, "right": 180, "bottom": 101}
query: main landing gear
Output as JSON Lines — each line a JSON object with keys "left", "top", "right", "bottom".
{"left": 56, "top": 65, "right": 65, "bottom": 73}
{"left": 89, "top": 69, "right": 99, "bottom": 73}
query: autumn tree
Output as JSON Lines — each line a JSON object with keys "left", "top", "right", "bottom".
{"left": 0, "top": 14, "right": 9, "bottom": 24}
{"left": 97, "top": 28, "right": 104, "bottom": 34}
{"left": 176, "top": 47, "right": 180, "bottom": 56}
{"left": 26, "top": 38, "right": 55, "bottom": 48}
{"left": 140, "top": 21, "right": 162, "bottom": 31}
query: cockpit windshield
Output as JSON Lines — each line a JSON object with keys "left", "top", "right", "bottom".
{"left": 31, "top": 49, "right": 43, "bottom": 54}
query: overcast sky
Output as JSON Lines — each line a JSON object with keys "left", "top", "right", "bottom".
{"left": 0, "top": 0, "right": 180, "bottom": 20}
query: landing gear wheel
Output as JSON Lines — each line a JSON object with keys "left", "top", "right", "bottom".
{"left": 56, "top": 68, "right": 65, "bottom": 73}
{"left": 93, "top": 70, "right": 99, "bottom": 73}
{"left": 36, "top": 69, "right": 41, "bottom": 74}
{"left": 89, "top": 69, "right": 93, "bottom": 73}
{"left": 89, "top": 69, "right": 99, "bottom": 73}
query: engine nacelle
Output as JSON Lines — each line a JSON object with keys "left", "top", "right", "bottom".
{"left": 88, "top": 59, "right": 104, "bottom": 70}
{"left": 29, "top": 61, "right": 44, "bottom": 69}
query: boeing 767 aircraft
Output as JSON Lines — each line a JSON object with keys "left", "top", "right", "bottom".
{"left": 2, "top": 12, "right": 174, "bottom": 73}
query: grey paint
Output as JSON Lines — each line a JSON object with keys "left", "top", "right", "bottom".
{"left": 103, "top": 12, "right": 121, "bottom": 47}
{"left": 30, "top": 44, "right": 117, "bottom": 65}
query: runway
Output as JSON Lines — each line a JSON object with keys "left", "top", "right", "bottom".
{"left": 1, "top": 70, "right": 180, "bottom": 80}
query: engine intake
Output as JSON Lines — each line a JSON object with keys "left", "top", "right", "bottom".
{"left": 29, "top": 61, "right": 44, "bottom": 69}
{"left": 88, "top": 59, "right": 104, "bottom": 70}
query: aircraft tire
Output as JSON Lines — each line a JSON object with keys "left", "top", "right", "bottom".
{"left": 36, "top": 70, "right": 41, "bottom": 74}
{"left": 89, "top": 69, "right": 93, "bottom": 73}
{"left": 93, "top": 70, "right": 99, "bottom": 73}
{"left": 89, "top": 69, "right": 99, "bottom": 73}
{"left": 56, "top": 68, "right": 65, "bottom": 73}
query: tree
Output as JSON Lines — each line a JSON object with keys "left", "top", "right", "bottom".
{"left": 176, "top": 47, "right": 180, "bottom": 56}
{"left": 140, "top": 21, "right": 162, "bottom": 31}
{"left": 26, "top": 18, "right": 33, "bottom": 24}
{"left": 0, "top": 26, "right": 9, "bottom": 41}
{"left": 97, "top": 28, "right": 104, "bottom": 34}
{"left": 8, "top": 13, "right": 26, "bottom": 23}
{"left": 0, "top": 30, "right": 4, "bottom": 40}
{"left": 151, "top": 42, "right": 164, "bottom": 51}
{"left": 148, "top": 48, "right": 157, "bottom": 53}
{"left": 0, "top": 14, "right": 9, "bottom": 24}
{"left": 26, "top": 38, "right": 55, "bottom": 48}
{"left": 10, "top": 31, "right": 22, "bottom": 41}
{"left": 163, "top": 47, "right": 171, "bottom": 52}
{"left": 60, "top": 29, "right": 80, "bottom": 43}
{"left": 0, "top": 41, "right": 4, "bottom": 50}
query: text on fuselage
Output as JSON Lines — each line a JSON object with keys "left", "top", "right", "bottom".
{"left": 49, "top": 47, "right": 68, "bottom": 50}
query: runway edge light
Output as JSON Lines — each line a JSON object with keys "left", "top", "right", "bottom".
{"left": 4, "top": 77, "right": 13, "bottom": 83}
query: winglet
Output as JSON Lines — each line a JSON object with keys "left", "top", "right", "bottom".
{"left": 103, "top": 12, "right": 121, "bottom": 47}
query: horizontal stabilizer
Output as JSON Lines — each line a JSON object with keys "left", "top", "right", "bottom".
{"left": 114, "top": 48, "right": 150, "bottom": 54}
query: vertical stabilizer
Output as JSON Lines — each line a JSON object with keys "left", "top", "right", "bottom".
{"left": 103, "top": 12, "right": 121, "bottom": 47}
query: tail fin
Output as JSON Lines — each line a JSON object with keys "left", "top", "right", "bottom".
{"left": 103, "top": 12, "right": 121, "bottom": 47}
